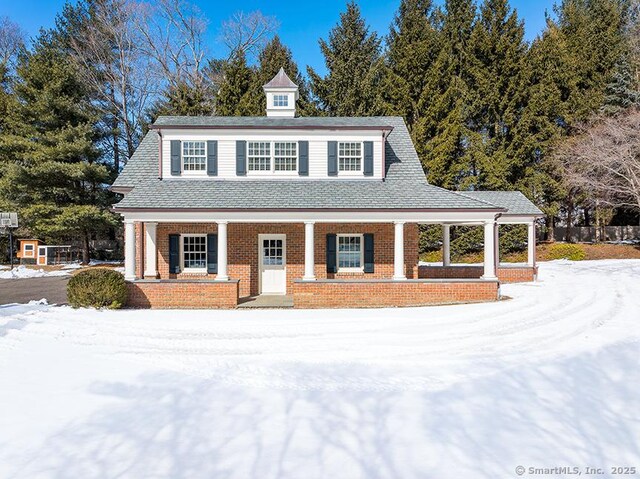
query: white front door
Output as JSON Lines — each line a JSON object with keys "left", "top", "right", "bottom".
{"left": 259, "top": 234, "right": 286, "bottom": 295}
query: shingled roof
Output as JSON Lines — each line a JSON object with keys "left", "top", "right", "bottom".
{"left": 263, "top": 67, "right": 298, "bottom": 89}
{"left": 460, "top": 191, "right": 543, "bottom": 216}
{"left": 112, "top": 116, "right": 503, "bottom": 211}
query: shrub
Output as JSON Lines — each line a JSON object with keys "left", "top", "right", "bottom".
{"left": 545, "top": 243, "right": 587, "bottom": 261}
{"left": 67, "top": 268, "right": 128, "bottom": 309}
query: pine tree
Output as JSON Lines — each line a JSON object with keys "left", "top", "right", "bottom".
{"left": 601, "top": 55, "right": 640, "bottom": 114}
{"left": 239, "top": 36, "right": 316, "bottom": 116}
{"left": 467, "top": 0, "right": 528, "bottom": 189}
{"left": 413, "top": 0, "right": 477, "bottom": 189}
{"left": 381, "top": 0, "right": 441, "bottom": 130}
{"left": 0, "top": 30, "right": 116, "bottom": 262}
{"left": 215, "top": 50, "right": 252, "bottom": 116}
{"left": 152, "top": 80, "right": 216, "bottom": 117}
{"left": 307, "top": 1, "right": 383, "bottom": 116}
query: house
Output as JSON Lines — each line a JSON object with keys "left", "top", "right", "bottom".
{"left": 111, "top": 68, "right": 543, "bottom": 309}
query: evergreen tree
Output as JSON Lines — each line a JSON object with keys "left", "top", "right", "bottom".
{"left": 238, "top": 36, "right": 315, "bottom": 116}
{"left": 601, "top": 55, "right": 640, "bottom": 114}
{"left": 307, "top": 1, "right": 383, "bottom": 116}
{"left": 381, "top": 0, "right": 441, "bottom": 130}
{"left": 467, "top": 0, "right": 529, "bottom": 189}
{"left": 413, "top": 0, "right": 477, "bottom": 189}
{"left": 151, "top": 80, "right": 216, "bottom": 117}
{"left": 0, "top": 30, "right": 116, "bottom": 262}
{"left": 215, "top": 50, "right": 252, "bottom": 116}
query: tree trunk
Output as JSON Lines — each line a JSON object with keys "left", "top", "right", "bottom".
{"left": 83, "top": 233, "right": 90, "bottom": 264}
{"left": 565, "top": 204, "right": 573, "bottom": 243}
{"left": 584, "top": 208, "right": 591, "bottom": 227}
{"left": 547, "top": 215, "right": 555, "bottom": 242}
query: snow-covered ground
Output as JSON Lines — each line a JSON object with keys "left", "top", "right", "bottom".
{"left": 0, "top": 260, "right": 638, "bottom": 478}
{"left": 0, "top": 265, "right": 70, "bottom": 279}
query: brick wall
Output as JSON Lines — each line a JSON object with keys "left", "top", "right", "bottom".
{"left": 293, "top": 279, "right": 499, "bottom": 308}
{"left": 147, "top": 222, "right": 420, "bottom": 298}
{"left": 127, "top": 280, "right": 239, "bottom": 309}
{"left": 418, "top": 265, "right": 537, "bottom": 283}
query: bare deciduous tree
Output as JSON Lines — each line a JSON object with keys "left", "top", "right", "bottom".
{"left": 220, "top": 11, "right": 279, "bottom": 60}
{"left": 553, "top": 109, "right": 640, "bottom": 224}
{"left": 0, "top": 16, "right": 25, "bottom": 73}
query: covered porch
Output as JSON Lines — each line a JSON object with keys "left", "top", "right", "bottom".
{"left": 121, "top": 209, "right": 507, "bottom": 309}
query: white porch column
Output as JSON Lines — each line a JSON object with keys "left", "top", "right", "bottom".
{"left": 303, "top": 221, "right": 316, "bottom": 281}
{"left": 217, "top": 221, "right": 229, "bottom": 280}
{"left": 482, "top": 220, "right": 498, "bottom": 280}
{"left": 527, "top": 221, "right": 536, "bottom": 267}
{"left": 124, "top": 219, "right": 136, "bottom": 281}
{"left": 144, "top": 222, "right": 157, "bottom": 278}
{"left": 442, "top": 224, "right": 451, "bottom": 266}
{"left": 393, "top": 221, "right": 406, "bottom": 280}
{"left": 494, "top": 222, "right": 500, "bottom": 269}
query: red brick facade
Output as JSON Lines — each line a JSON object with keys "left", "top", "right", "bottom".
{"left": 125, "top": 221, "right": 513, "bottom": 308}
{"left": 127, "top": 280, "right": 239, "bottom": 309}
{"left": 417, "top": 265, "right": 537, "bottom": 283}
{"left": 293, "top": 279, "right": 499, "bottom": 308}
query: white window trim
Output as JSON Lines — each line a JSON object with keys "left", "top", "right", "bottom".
{"left": 273, "top": 94, "right": 289, "bottom": 108}
{"left": 337, "top": 141, "right": 364, "bottom": 177}
{"left": 180, "top": 234, "right": 207, "bottom": 273}
{"left": 337, "top": 234, "right": 364, "bottom": 273}
{"left": 181, "top": 141, "right": 207, "bottom": 176}
{"left": 247, "top": 140, "right": 298, "bottom": 176}
{"left": 24, "top": 244, "right": 34, "bottom": 257}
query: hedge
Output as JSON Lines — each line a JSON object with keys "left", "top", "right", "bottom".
{"left": 67, "top": 268, "right": 128, "bottom": 309}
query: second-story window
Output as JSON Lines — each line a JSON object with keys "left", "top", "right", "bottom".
{"left": 248, "top": 141, "right": 271, "bottom": 171}
{"left": 274, "top": 142, "right": 297, "bottom": 171}
{"left": 273, "top": 94, "right": 288, "bottom": 107}
{"left": 182, "top": 141, "right": 206, "bottom": 171}
{"left": 338, "top": 142, "right": 362, "bottom": 172}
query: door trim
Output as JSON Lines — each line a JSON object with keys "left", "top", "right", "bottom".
{"left": 258, "top": 234, "right": 287, "bottom": 295}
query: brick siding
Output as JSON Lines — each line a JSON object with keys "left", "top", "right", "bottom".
{"left": 293, "top": 279, "right": 499, "bottom": 308}
{"left": 418, "top": 265, "right": 537, "bottom": 283}
{"left": 127, "top": 280, "right": 239, "bottom": 309}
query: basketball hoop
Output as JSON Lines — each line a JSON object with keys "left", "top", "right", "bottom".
{"left": 0, "top": 212, "right": 19, "bottom": 269}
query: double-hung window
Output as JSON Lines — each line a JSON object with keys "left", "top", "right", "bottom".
{"left": 337, "top": 234, "right": 363, "bottom": 272}
{"left": 182, "top": 235, "right": 207, "bottom": 271}
{"left": 338, "top": 142, "right": 362, "bottom": 172}
{"left": 24, "top": 244, "right": 34, "bottom": 257}
{"left": 273, "top": 94, "right": 288, "bottom": 107}
{"left": 182, "top": 141, "right": 206, "bottom": 172}
{"left": 248, "top": 141, "right": 298, "bottom": 173}
{"left": 248, "top": 141, "right": 271, "bottom": 171}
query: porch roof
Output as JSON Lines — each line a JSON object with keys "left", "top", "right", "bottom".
{"left": 112, "top": 117, "right": 502, "bottom": 212}
{"left": 458, "top": 191, "right": 543, "bottom": 216}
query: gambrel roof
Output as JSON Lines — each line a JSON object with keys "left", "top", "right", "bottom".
{"left": 112, "top": 116, "right": 504, "bottom": 212}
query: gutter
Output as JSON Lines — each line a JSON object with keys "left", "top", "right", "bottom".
{"left": 157, "top": 129, "right": 163, "bottom": 180}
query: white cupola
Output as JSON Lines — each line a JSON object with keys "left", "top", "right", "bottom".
{"left": 263, "top": 67, "right": 299, "bottom": 118}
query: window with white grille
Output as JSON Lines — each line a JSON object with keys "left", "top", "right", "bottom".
{"left": 182, "top": 141, "right": 206, "bottom": 171}
{"left": 273, "top": 94, "right": 288, "bottom": 107}
{"left": 338, "top": 235, "right": 363, "bottom": 271}
{"left": 182, "top": 235, "right": 207, "bottom": 270}
{"left": 338, "top": 142, "right": 362, "bottom": 172}
{"left": 274, "top": 142, "right": 297, "bottom": 171}
{"left": 248, "top": 142, "right": 271, "bottom": 171}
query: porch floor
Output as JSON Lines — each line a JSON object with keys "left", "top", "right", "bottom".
{"left": 237, "top": 295, "right": 294, "bottom": 309}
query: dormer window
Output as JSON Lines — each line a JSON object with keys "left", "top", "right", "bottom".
{"left": 273, "top": 94, "right": 289, "bottom": 107}
{"left": 274, "top": 142, "right": 297, "bottom": 171}
{"left": 247, "top": 140, "right": 298, "bottom": 174}
{"left": 182, "top": 141, "right": 206, "bottom": 171}
{"left": 248, "top": 142, "right": 271, "bottom": 171}
{"left": 338, "top": 142, "right": 362, "bottom": 172}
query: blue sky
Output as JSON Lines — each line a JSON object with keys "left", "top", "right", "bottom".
{"left": 1, "top": 0, "right": 556, "bottom": 75}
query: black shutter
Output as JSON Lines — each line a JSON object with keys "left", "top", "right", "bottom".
{"left": 363, "top": 141, "right": 374, "bottom": 176}
{"left": 207, "top": 140, "right": 218, "bottom": 176}
{"left": 298, "top": 140, "right": 309, "bottom": 176}
{"left": 327, "top": 141, "right": 338, "bottom": 176}
{"left": 326, "top": 234, "right": 337, "bottom": 273}
{"left": 363, "top": 233, "right": 374, "bottom": 273}
{"left": 207, "top": 234, "right": 218, "bottom": 273}
{"left": 169, "top": 234, "right": 180, "bottom": 273}
{"left": 236, "top": 140, "right": 247, "bottom": 176}
{"left": 170, "top": 140, "right": 181, "bottom": 176}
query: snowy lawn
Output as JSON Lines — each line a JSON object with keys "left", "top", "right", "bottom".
{"left": 0, "top": 260, "right": 639, "bottom": 478}
{"left": 0, "top": 265, "right": 70, "bottom": 279}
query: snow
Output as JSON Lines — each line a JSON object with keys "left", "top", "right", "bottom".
{"left": 0, "top": 259, "right": 639, "bottom": 478}
{"left": 0, "top": 265, "right": 70, "bottom": 279}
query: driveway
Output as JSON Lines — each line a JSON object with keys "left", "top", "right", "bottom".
{"left": 0, "top": 276, "right": 70, "bottom": 305}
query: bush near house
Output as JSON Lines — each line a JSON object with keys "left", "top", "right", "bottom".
{"left": 542, "top": 243, "right": 587, "bottom": 261}
{"left": 67, "top": 268, "right": 128, "bottom": 309}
